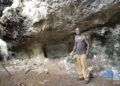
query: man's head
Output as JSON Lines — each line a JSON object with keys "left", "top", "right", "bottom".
{"left": 75, "top": 28, "right": 80, "bottom": 35}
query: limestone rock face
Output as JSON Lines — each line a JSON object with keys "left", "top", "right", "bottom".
{"left": 0, "top": 0, "right": 12, "bottom": 16}
{"left": 0, "top": 0, "right": 120, "bottom": 68}
{"left": 0, "top": 0, "right": 120, "bottom": 42}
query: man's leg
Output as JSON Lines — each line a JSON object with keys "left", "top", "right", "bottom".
{"left": 75, "top": 54, "right": 83, "bottom": 79}
{"left": 80, "top": 54, "right": 89, "bottom": 81}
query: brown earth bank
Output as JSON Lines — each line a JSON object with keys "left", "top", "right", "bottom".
{"left": 0, "top": 58, "right": 120, "bottom": 86}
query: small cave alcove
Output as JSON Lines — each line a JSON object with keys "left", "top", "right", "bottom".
{"left": 44, "top": 43, "right": 69, "bottom": 59}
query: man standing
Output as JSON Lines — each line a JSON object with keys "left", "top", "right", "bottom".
{"left": 70, "top": 28, "right": 90, "bottom": 84}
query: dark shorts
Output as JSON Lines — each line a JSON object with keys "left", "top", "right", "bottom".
{"left": 75, "top": 50, "right": 86, "bottom": 55}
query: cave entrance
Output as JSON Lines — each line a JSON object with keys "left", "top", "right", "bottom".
{"left": 44, "top": 43, "right": 68, "bottom": 59}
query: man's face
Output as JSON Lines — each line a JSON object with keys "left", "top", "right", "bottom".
{"left": 75, "top": 28, "right": 80, "bottom": 35}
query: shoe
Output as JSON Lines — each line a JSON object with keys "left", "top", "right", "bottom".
{"left": 84, "top": 79, "right": 90, "bottom": 84}
{"left": 77, "top": 77, "right": 84, "bottom": 81}
{"left": 89, "top": 73, "right": 94, "bottom": 78}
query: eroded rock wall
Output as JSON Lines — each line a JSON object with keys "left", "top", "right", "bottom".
{"left": 0, "top": 0, "right": 120, "bottom": 68}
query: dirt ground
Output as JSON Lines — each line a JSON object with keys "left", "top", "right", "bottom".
{"left": 0, "top": 58, "right": 120, "bottom": 86}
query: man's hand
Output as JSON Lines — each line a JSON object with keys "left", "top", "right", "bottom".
{"left": 69, "top": 51, "right": 74, "bottom": 56}
{"left": 86, "top": 51, "right": 88, "bottom": 55}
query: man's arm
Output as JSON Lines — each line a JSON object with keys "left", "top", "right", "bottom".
{"left": 72, "top": 41, "right": 77, "bottom": 52}
{"left": 85, "top": 37, "right": 90, "bottom": 55}
{"left": 70, "top": 37, "right": 77, "bottom": 55}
